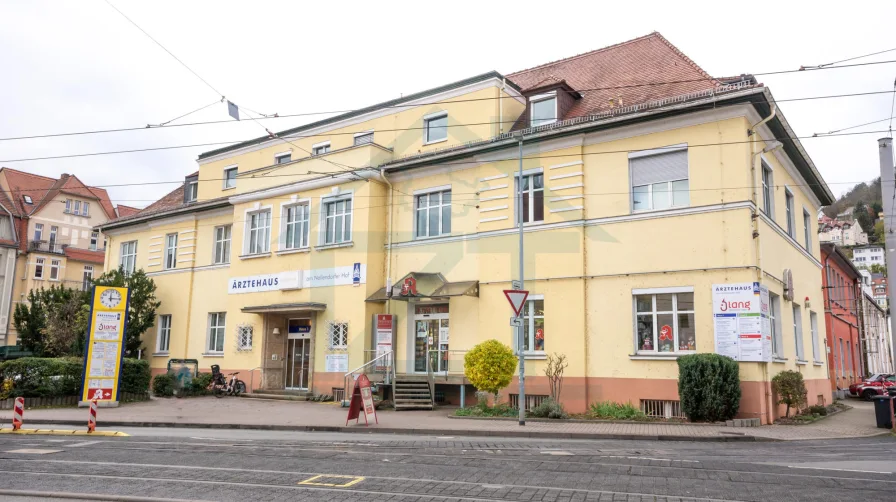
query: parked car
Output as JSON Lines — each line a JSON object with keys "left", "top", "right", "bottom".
{"left": 848, "top": 374, "right": 896, "bottom": 400}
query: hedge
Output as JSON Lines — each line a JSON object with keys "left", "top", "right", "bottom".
{"left": 677, "top": 353, "right": 741, "bottom": 422}
{"left": 0, "top": 357, "right": 151, "bottom": 398}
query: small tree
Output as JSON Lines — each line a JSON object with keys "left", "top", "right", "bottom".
{"left": 544, "top": 353, "right": 568, "bottom": 402}
{"left": 13, "top": 289, "right": 48, "bottom": 355}
{"left": 677, "top": 354, "right": 741, "bottom": 422}
{"left": 13, "top": 285, "right": 88, "bottom": 357}
{"left": 93, "top": 267, "right": 161, "bottom": 356}
{"left": 464, "top": 340, "right": 517, "bottom": 401}
{"left": 872, "top": 220, "right": 885, "bottom": 244}
{"left": 772, "top": 370, "right": 807, "bottom": 418}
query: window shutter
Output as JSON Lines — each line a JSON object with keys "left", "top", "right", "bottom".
{"left": 630, "top": 150, "right": 688, "bottom": 187}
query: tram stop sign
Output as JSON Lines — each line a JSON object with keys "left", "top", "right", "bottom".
{"left": 503, "top": 289, "right": 529, "bottom": 317}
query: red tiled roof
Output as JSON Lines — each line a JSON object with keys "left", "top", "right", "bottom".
{"left": 0, "top": 168, "right": 116, "bottom": 219}
{"left": 115, "top": 205, "right": 140, "bottom": 218}
{"left": 507, "top": 32, "right": 721, "bottom": 119}
{"left": 139, "top": 185, "right": 185, "bottom": 215}
{"left": 64, "top": 247, "right": 105, "bottom": 265}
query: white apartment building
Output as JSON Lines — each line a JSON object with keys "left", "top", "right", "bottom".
{"left": 853, "top": 245, "right": 884, "bottom": 269}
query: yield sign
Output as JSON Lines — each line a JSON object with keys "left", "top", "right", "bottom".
{"left": 503, "top": 289, "right": 529, "bottom": 317}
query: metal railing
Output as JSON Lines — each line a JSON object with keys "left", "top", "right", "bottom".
{"left": 342, "top": 350, "right": 393, "bottom": 406}
{"left": 425, "top": 349, "right": 468, "bottom": 406}
{"left": 29, "top": 241, "right": 66, "bottom": 254}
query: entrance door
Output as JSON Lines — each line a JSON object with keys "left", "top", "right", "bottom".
{"left": 413, "top": 304, "right": 449, "bottom": 373}
{"left": 286, "top": 319, "right": 311, "bottom": 390}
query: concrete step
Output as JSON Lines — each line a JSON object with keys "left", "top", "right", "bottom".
{"left": 394, "top": 375, "right": 430, "bottom": 382}
{"left": 394, "top": 404, "right": 434, "bottom": 411}
{"left": 394, "top": 383, "right": 430, "bottom": 388}
{"left": 394, "top": 397, "right": 432, "bottom": 403}
{"left": 254, "top": 389, "right": 312, "bottom": 396}
{"left": 240, "top": 393, "right": 309, "bottom": 401}
{"left": 394, "top": 389, "right": 430, "bottom": 395}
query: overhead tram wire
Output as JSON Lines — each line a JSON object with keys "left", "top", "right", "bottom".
{"left": 1, "top": 87, "right": 894, "bottom": 142}
{"left": 146, "top": 98, "right": 224, "bottom": 128}
{"left": 1, "top": 127, "right": 891, "bottom": 165}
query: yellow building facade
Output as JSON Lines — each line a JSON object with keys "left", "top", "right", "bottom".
{"left": 98, "top": 40, "right": 834, "bottom": 423}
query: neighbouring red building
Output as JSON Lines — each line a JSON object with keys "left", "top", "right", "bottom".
{"left": 820, "top": 244, "right": 865, "bottom": 395}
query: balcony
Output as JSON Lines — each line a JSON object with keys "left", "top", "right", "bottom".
{"left": 29, "top": 240, "right": 67, "bottom": 255}
{"left": 60, "top": 279, "right": 92, "bottom": 292}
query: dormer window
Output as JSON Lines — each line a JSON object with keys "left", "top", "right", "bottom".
{"left": 23, "top": 195, "right": 33, "bottom": 204}
{"left": 187, "top": 181, "right": 198, "bottom": 202}
{"left": 530, "top": 92, "right": 557, "bottom": 127}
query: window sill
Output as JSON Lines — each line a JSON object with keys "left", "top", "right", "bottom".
{"left": 315, "top": 241, "right": 353, "bottom": 251}
{"left": 795, "top": 359, "right": 809, "bottom": 366}
{"left": 813, "top": 361, "right": 825, "bottom": 366}
{"left": 202, "top": 353, "right": 224, "bottom": 358}
{"left": 222, "top": 186, "right": 236, "bottom": 191}
{"left": 413, "top": 233, "right": 452, "bottom": 242}
{"left": 152, "top": 352, "right": 170, "bottom": 358}
{"left": 514, "top": 351, "right": 547, "bottom": 360}
{"left": 631, "top": 205, "right": 690, "bottom": 215}
{"left": 276, "top": 247, "right": 311, "bottom": 256}
{"left": 772, "top": 357, "right": 788, "bottom": 363}
{"left": 239, "top": 252, "right": 271, "bottom": 260}
{"left": 423, "top": 138, "right": 448, "bottom": 146}
{"left": 629, "top": 352, "right": 695, "bottom": 360}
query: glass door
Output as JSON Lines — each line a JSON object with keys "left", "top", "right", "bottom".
{"left": 414, "top": 320, "right": 430, "bottom": 372}
{"left": 413, "top": 304, "right": 449, "bottom": 373}
{"left": 286, "top": 318, "right": 312, "bottom": 390}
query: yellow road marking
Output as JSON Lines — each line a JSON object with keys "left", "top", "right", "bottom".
{"left": 298, "top": 474, "right": 365, "bottom": 487}
{"left": 0, "top": 429, "right": 128, "bottom": 437}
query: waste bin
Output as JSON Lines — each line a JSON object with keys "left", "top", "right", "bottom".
{"left": 871, "top": 395, "right": 895, "bottom": 428}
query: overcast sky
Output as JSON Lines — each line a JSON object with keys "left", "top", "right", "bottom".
{"left": 1, "top": 0, "right": 894, "bottom": 209}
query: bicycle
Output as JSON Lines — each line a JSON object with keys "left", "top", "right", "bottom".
{"left": 209, "top": 364, "right": 247, "bottom": 398}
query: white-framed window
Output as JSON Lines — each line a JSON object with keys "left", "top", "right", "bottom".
{"left": 223, "top": 167, "right": 238, "bottom": 189}
{"left": 274, "top": 153, "right": 291, "bottom": 164}
{"left": 630, "top": 148, "right": 689, "bottom": 212}
{"left": 634, "top": 289, "right": 696, "bottom": 353}
{"left": 810, "top": 311, "right": 820, "bottom": 363}
{"left": 803, "top": 209, "right": 811, "bottom": 250}
{"left": 520, "top": 297, "right": 545, "bottom": 353}
{"left": 793, "top": 304, "right": 804, "bottom": 361}
{"left": 770, "top": 292, "right": 783, "bottom": 358}
{"left": 49, "top": 226, "right": 58, "bottom": 249}
{"left": 90, "top": 231, "right": 99, "bottom": 251}
{"left": 423, "top": 112, "right": 448, "bottom": 144}
{"left": 82, "top": 265, "right": 93, "bottom": 291}
{"left": 327, "top": 321, "right": 348, "bottom": 349}
{"left": 530, "top": 92, "right": 557, "bottom": 127}
{"left": 49, "top": 259, "right": 60, "bottom": 280}
{"left": 245, "top": 210, "right": 271, "bottom": 255}
{"left": 207, "top": 312, "right": 226, "bottom": 353}
{"left": 312, "top": 142, "right": 331, "bottom": 156}
{"left": 74, "top": 200, "right": 81, "bottom": 216}
{"left": 213, "top": 225, "right": 232, "bottom": 264}
{"left": 187, "top": 181, "right": 198, "bottom": 202}
{"left": 64, "top": 199, "right": 71, "bottom": 213}
{"left": 83, "top": 202, "right": 89, "bottom": 216}
{"left": 34, "top": 223, "right": 43, "bottom": 241}
{"left": 164, "top": 233, "right": 178, "bottom": 270}
{"left": 236, "top": 324, "right": 253, "bottom": 351}
{"left": 785, "top": 189, "right": 795, "bottom": 237}
{"left": 156, "top": 315, "right": 172, "bottom": 353}
{"left": 283, "top": 203, "right": 310, "bottom": 249}
{"left": 761, "top": 162, "right": 774, "bottom": 216}
{"left": 23, "top": 195, "right": 32, "bottom": 205}
{"left": 322, "top": 196, "right": 352, "bottom": 245}
{"left": 353, "top": 131, "right": 374, "bottom": 146}
{"left": 120, "top": 240, "right": 137, "bottom": 274}
{"left": 515, "top": 172, "right": 544, "bottom": 225}
{"left": 34, "top": 257, "right": 44, "bottom": 279}
{"left": 415, "top": 188, "right": 451, "bottom": 238}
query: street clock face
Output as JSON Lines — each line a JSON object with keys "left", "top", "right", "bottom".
{"left": 99, "top": 289, "right": 122, "bottom": 308}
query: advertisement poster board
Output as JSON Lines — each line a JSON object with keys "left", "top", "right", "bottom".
{"left": 325, "top": 354, "right": 348, "bottom": 373}
{"left": 712, "top": 282, "right": 772, "bottom": 362}
{"left": 345, "top": 374, "right": 378, "bottom": 425}
{"left": 80, "top": 286, "right": 130, "bottom": 406}
{"left": 374, "top": 314, "right": 395, "bottom": 370}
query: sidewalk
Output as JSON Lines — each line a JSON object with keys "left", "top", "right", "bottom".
{"left": 0, "top": 396, "right": 888, "bottom": 441}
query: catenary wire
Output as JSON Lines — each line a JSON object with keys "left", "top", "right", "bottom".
{"left": 1, "top": 88, "right": 894, "bottom": 142}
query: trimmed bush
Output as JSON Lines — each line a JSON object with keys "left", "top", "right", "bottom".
{"left": 152, "top": 373, "right": 175, "bottom": 397}
{"left": 807, "top": 404, "right": 827, "bottom": 416}
{"left": 528, "top": 398, "right": 568, "bottom": 419}
{"left": 0, "top": 357, "right": 81, "bottom": 397}
{"left": 464, "top": 340, "right": 517, "bottom": 398}
{"left": 772, "top": 370, "right": 807, "bottom": 418}
{"left": 120, "top": 359, "right": 151, "bottom": 395}
{"left": 677, "top": 353, "right": 741, "bottom": 422}
{"left": 189, "top": 372, "right": 213, "bottom": 395}
{"left": 589, "top": 401, "right": 647, "bottom": 420}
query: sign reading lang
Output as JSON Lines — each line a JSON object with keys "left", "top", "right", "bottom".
{"left": 711, "top": 282, "right": 771, "bottom": 363}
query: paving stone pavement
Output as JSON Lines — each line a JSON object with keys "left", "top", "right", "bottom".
{"left": 0, "top": 396, "right": 886, "bottom": 441}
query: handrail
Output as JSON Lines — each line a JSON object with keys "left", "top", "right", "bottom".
{"left": 427, "top": 349, "right": 468, "bottom": 380}
{"left": 342, "top": 349, "right": 393, "bottom": 406}
{"left": 425, "top": 349, "right": 435, "bottom": 408}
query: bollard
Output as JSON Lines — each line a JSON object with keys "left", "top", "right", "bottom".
{"left": 87, "top": 399, "right": 98, "bottom": 433}
{"left": 12, "top": 397, "right": 24, "bottom": 431}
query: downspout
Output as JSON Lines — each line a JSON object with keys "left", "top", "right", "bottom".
{"left": 499, "top": 78, "right": 506, "bottom": 134}
{"left": 379, "top": 167, "right": 394, "bottom": 297}
{"left": 748, "top": 105, "right": 778, "bottom": 425}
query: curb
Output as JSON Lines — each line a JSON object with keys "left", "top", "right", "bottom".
{"left": 11, "top": 418, "right": 769, "bottom": 442}
{"left": 446, "top": 414, "right": 723, "bottom": 426}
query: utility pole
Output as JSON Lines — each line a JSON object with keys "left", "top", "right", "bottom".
{"left": 517, "top": 136, "right": 526, "bottom": 427}
{"left": 877, "top": 137, "right": 896, "bottom": 373}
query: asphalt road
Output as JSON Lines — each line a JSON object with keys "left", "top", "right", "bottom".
{"left": 0, "top": 428, "right": 894, "bottom": 501}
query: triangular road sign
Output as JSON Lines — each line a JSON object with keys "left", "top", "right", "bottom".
{"left": 503, "top": 289, "right": 529, "bottom": 317}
